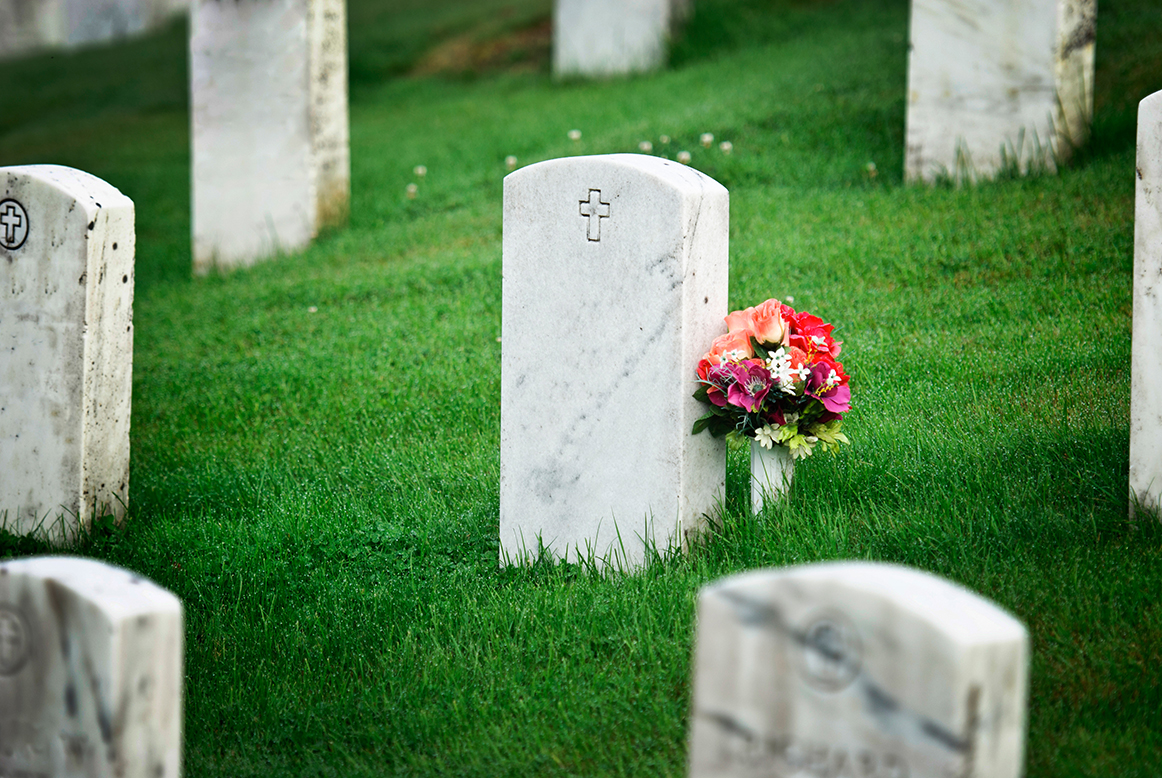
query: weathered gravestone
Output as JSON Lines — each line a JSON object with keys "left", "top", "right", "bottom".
{"left": 0, "top": 165, "right": 134, "bottom": 540}
{"left": 0, "top": 0, "right": 186, "bottom": 61}
{"left": 190, "top": 0, "right": 350, "bottom": 273}
{"left": 0, "top": 556, "right": 183, "bottom": 778}
{"left": 553, "top": 0, "right": 676, "bottom": 78}
{"left": 904, "top": 0, "right": 1096, "bottom": 183}
{"left": 1130, "top": 89, "right": 1162, "bottom": 519}
{"left": 500, "top": 154, "right": 727, "bottom": 570}
{"left": 688, "top": 562, "right": 1029, "bottom": 778}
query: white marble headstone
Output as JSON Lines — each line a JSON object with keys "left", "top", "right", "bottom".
{"left": 0, "top": 165, "right": 134, "bottom": 540}
{"left": 0, "top": 0, "right": 186, "bottom": 60}
{"left": 553, "top": 0, "right": 673, "bottom": 78}
{"left": 904, "top": 0, "right": 1096, "bottom": 183}
{"left": 688, "top": 562, "right": 1029, "bottom": 778}
{"left": 500, "top": 153, "right": 727, "bottom": 569}
{"left": 0, "top": 557, "right": 183, "bottom": 778}
{"left": 1130, "top": 90, "right": 1162, "bottom": 520}
{"left": 190, "top": 0, "right": 350, "bottom": 273}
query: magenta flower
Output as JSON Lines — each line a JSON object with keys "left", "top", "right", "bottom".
{"left": 805, "top": 363, "right": 850, "bottom": 413}
{"left": 704, "top": 363, "right": 735, "bottom": 407}
{"left": 726, "top": 362, "right": 772, "bottom": 413}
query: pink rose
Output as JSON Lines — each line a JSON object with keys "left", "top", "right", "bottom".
{"left": 703, "top": 330, "right": 754, "bottom": 365}
{"left": 724, "top": 298, "right": 789, "bottom": 346}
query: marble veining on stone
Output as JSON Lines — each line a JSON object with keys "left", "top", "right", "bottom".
{"left": 904, "top": 0, "right": 1096, "bottom": 183}
{"left": 1130, "top": 90, "right": 1162, "bottom": 519}
{"left": 500, "top": 154, "right": 727, "bottom": 569}
{"left": 0, "top": 165, "right": 134, "bottom": 540}
{"left": 0, "top": 556, "right": 183, "bottom": 778}
{"left": 191, "top": 0, "right": 350, "bottom": 273}
{"left": 688, "top": 562, "right": 1029, "bottom": 778}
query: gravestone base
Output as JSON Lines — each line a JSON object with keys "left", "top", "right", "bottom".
{"left": 904, "top": 0, "right": 1096, "bottom": 183}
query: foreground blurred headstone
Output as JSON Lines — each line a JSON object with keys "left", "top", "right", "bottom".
{"left": 554, "top": 0, "right": 678, "bottom": 78}
{"left": 688, "top": 562, "right": 1029, "bottom": 778}
{"left": 190, "top": 0, "right": 350, "bottom": 273}
{"left": 0, "top": 557, "right": 183, "bottom": 777}
{"left": 0, "top": 0, "right": 186, "bottom": 60}
{"left": 500, "top": 154, "right": 727, "bottom": 570}
{"left": 904, "top": 0, "right": 1096, "bottom": 182}
{"left": 1131, "top": 89, "right": 1162, "bottom": 519}
{"left": 0, "top": 165, "right": 134, "bottom": 539}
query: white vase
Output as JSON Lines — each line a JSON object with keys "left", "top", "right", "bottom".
{"left": 750, "top": 440, "right": 794, "bottom": 513}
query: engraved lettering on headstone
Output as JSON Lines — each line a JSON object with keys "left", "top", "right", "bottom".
{"left": 800, "top": 612, "right": 861, "bottom": 692}
{"left": 0, "top": 199, "right": 30, "bottom": 251}
{"left": 578, "top": 188, "right": 610, "bottom": 242}
{"left": 0, "top": 604, "right": 31, "bottom": 676}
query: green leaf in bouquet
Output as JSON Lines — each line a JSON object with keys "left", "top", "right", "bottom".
{"left": 693, "top": 384, "right": 710, "bottom": 403}
{"left": 692, "top": 413, "right": 715, "bottom": 435}
{"left": 750, "top": 337, "right": 771, "bottom": 360}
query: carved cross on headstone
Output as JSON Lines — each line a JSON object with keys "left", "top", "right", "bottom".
{"left": 1, "top": 200, "right": 28, "bottom": 249}
{"left": 578, "top": 188, "right": 610, "bottom": 242}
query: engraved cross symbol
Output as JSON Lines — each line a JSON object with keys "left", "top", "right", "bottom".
{"left": 0, "top": 199, "right": 29, "bottom": 251}
{"left": 578, "top": 189, "right": 610, "bottom": 242}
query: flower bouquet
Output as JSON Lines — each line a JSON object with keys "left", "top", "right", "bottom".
{"left": 692, "top": 299, "right": 851, "bottom": 460}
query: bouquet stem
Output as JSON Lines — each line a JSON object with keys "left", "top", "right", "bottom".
{"left": 750, "top": 440, "right": 793, "bottom": 513}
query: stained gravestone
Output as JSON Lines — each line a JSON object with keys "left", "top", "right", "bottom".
{"left": 0, "top": 165, "right": 134, "bottom": 540}
{"left": 190, "top": 0, "right": 350, "bottom": 273}
{"left": 688, "top": 562, "right": 1029, "bottom": 778}
{"left": 904, "top": 0, "right": 1096, "bottom": 183}
{"left": 0, "top": 556, "right": 183, "bottom": 778}
{"left": 0, "top": 0, "right": 186, "bottom": 61}
{"left": 1130, "top": 89, "right": 1162, "bottom": 519}
{"left": 553, "top": 0, "right": 675, "bottom": 78}
{"left": 500, "top": 154, "right": 727, "bottom": 570}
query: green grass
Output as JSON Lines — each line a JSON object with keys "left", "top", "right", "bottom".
{"left": 1, "top": 0, "right": 1161, "bottom": 775}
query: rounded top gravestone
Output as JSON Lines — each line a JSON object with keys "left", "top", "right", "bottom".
{"left": 688, "top": 561, "right": 1029, "bottom": 778}
{"left": 500, "top": 153, "right": 728, "bottom": 570}
{"left": 1, "top": 165, "right": 135, "bottom": 540}
{"left": 0, "top": 556, "right": 183, "bottom": 778}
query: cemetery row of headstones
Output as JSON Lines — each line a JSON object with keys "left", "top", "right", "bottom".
{"left": 1, "top": 0, "right": 1098, "bottom": 273}
{"left": 0, "top": 0, "right": 185, "bottom": 61}
{"left": 554, "top": 0, "right": 1096, "bottom": 183}
{"left": 0, "top": 554, "right": 1028, "bottom": 778}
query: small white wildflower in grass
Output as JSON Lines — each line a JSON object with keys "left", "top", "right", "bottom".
{"left": 638, "top": 140, "right": 653, "bottom": 152}
{"left": 677, "top": 150, "right": 692, "bottom": 164}
{"left": 700, "top": 132, "right": 714, "bottom": 147}
{"left": 786, "top": 295, "right": 794, "bottom": 304}
{"left": 867, "top": 161, "right": 878, "bottom": 179}
{"left": 414, "top": 165, "right": 427, "bottom": 178}
{"left": 568, "top": 129, "right": 582, "bottom": 141}
{"left": 659, "top": 134, "right": 671, "bottom": 144}
{"left": 308, "top": 306, "right": 318, "bottom": 313}
{"left": 719, "top": 141, "right": 733, "bottom": 154}
{"left": 406, "top": 183, "right": 418, "bottom": 198}
{"left": 505, "top": 155, "right": 518, "bottom": 170}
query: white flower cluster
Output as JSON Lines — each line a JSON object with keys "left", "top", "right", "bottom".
{"left": 765, "top": 347, "right": 808, "bottom": 394}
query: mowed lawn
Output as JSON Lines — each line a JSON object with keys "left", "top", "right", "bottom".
{"left": 1, "top": 0, "right": 1160, "bottom": 775}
